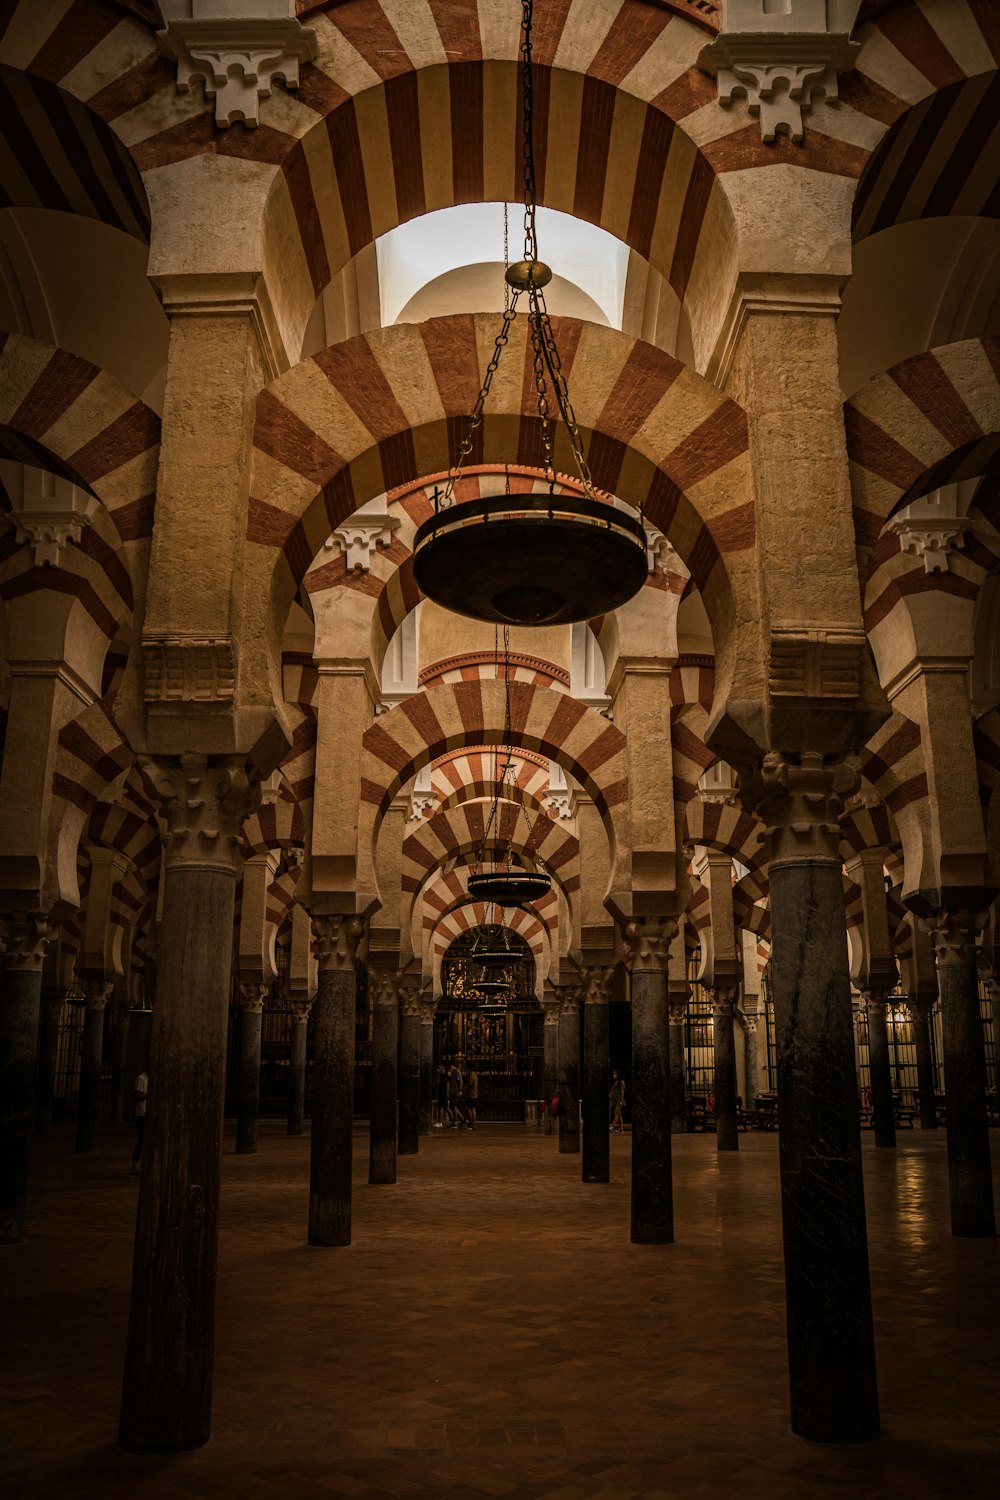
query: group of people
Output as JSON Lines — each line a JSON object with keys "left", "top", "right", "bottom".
{"left": 435, "top": 1060, "right": 478, "bottom": 1130}
{"left": 546, "top": 1070, "right": 628, "bottom": 1133}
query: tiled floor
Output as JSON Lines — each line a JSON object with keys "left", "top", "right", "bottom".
{"left": 3, "top": 1123, "right": 999, "bottom": 1499}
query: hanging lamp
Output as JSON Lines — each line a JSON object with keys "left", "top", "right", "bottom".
{"left": 411, "top": 0, "right": 648, "bottom": 627}
{"left": 471, "top": 918, "right": 517, "bottom": 1009}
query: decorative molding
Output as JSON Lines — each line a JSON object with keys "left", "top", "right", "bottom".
{"left": 140, "top": 754, "right": 260, "bottom": 874}
{"left": 419, "top": 651, "right": 570, "bottom": 688}
{"left": 888, "top": 513, "right": 967, "bottom": 575}
{"left": 143, "top": 634, "right": 238, "bottom": 704}
{"left": 325, "top": 511, "right": 401, "bottom": 572}
{"left": 13, "top": 509, "right": 89, "bottom": 567}
{"left": 646, "top": 526, "right": 689, "bottom": 578}
{"left": 699, "top": 3, "right": 860, "bottom": 143}
{"left": 543, "top": 791, "right": 573, "bottom": 820}
{"left": 749, "top": 750, "right": 859, "bottom": 866}
{"left": 6, "top": 660, "right": 97, "bottom": 708}
{"left": 768, "top": 624, "right": 866, "bottom": 701}
{"left": 157, "top": 13, "right": 319, "bottom": 130}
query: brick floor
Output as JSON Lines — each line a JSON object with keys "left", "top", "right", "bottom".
{"left": 2, "top": 1125, "right": 999, "bottom": 1499}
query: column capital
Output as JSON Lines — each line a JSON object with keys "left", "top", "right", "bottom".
{"left": 236, "top": 980, "right": 268, "bottom": 1014}
{"left": 417, "top": 998, "right": 436, "bottom": 1025}
{"left": 82, "top": 977, "right": 114, "bottom": 1010}
{"left": 540, "top": 993, "right": 561, "bottom": 1024}
{"left": 740, "top": 1010, "right": 760, "bottom": 1036}
{"left": 2, "top": 910, "right": 55, "bottom": 972}
{"left": 622, "top": 915, "right": 677, "bottom": 973}
{"left": 668, "top": 995, "right": 688, "bottom": 1027}
{"left": 709, "top": 984, "right": 740, "bottom": 1017}
{"left": 748, "top": 750, "right": 859, "bottom": 866}
{"left": 288, "top": 993, "right": 313, "bottom": 1023}
{"left": 369, "top": 967, "right": 401, "bottom": 1007}
{"left": 580, "top": 966, "right": 614, "bottom": 1006}
{"left": 141, "top": 754, "right": 260, "bottom": 875}
{"left": 399, "top": 983, "right": 424, "bottom": 1017}
{"left": 554, "top": 983, "right": 581, "bottom": 1016}
{"left": 925, "top": 908, "right": 988, "bottom": 969}
{"left": 311, "top": 915, "right": 364, "bottom": 973}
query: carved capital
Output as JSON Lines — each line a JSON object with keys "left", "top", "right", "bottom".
{"left": 158, "top": 13, "right": 319, "bottom": 129}
{"left": 3, "top": 911, "right": 54, "bottom": 972}
{"left": 580, "top": 965, "right": 614, "bottom": 1005}
{"left": 369, "top": 967, "right": 401, "bottom": 1007}
{"left": 400, "top": 983, "right": 424, "bottom": 1017}
{"left": 237, "top": 980, "right": 268, "bottom": 1014}
{"left": 623, "top": 916, "right": 677, "bottom": 974}
{"left": 82, "top": 977, "right": 114, "bottom": 1010}
{"left": 288, "top": 993, "right": 313, "bottom": 1023}
{"left": 540, "top": 994, "right": 561, "bottom": 1023}
{"left": 740, "top": 1012, "right": 759, "bottom": 1037}
{"left": 554, "top": 983, "right": 580, "bottom": 1016}
{"left": 142, "top": 634, "right": 237, "bottom": 704}
{"left": 925, "top": 908, "right": 987, "bottom": 969}
{"left": 889, "top": 515, "right": 967, "bottom": 574}
{"left": 312, "top": 916, "right": 364, "bottom": 973}
{"left": 418, "top": 998, "right": 437, "bottom": 1025}
{"left": 141, "top": 754, "right": 259, "bottom": 874}
{"left": 328, "top": 511, "right": 401, "bottom": 572}
{"left": 709, "top": 985, "right": 739, "bottom": 1019}
{"left": 750, "top": 751, "right": 858, "bottom": 866}
{"left": 668, "top": 996, "right": 688, "bottom": 1027}
{"left": 14, "top": 509, "right": 89, "bottom": 567}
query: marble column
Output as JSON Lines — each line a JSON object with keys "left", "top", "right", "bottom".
{"left": 581, "top": 967, "right": 611, "bottom": 1184}
{"left": 556, "top": 987, "right": 581, "bottom": 1154}
{"left": 418, "top": 999, "right": 435, "bottom": 1135}
{"left": 1, "top": 913, "right": 53, "bottom": 1244}
{"left": 908, "top": 997, "right": 938, "bottom": 1130}
{"left": 926, "top": 909, "right": 995, "bottom": 1237}
{"left": 862, "top": 989, "right": 896, "bottom": 1148}
{"left": 710, "top": 985, "right": 740, "bottom": 1151}
{"left": 75, "top": 978, "right": 112, "bottom": 1153}
{"left": 120, "top": 754, "right": 258, "bottom": 1453}
{"left": 756, "top": 752, "right": 879, "bottom": 1443}
{"left": 541, "top": 993, "right": 560, "bottom": 1135}
{"left": 368, "top": 968, "right": 400, "bottom": 1184}
{"left": 398, "top": 985, "right": 421, "bottom": 1156}
{"left": 668, "top": 996, "right": 688, "bottom": 1134}
{"left": 286, "top": 997, "right": 311, "bottom": 1136}
{"left": 34, "top": 989, "right": 62, "bottom": 1137}
{"left": 741, "top": 1012, "right": 762, "bottom": 1113}
{"left": 235, "top": 982, "right": 266, "bottom": 1155}
{"left": 626, "top": 917, "right": 675, "bottom": 1244}
{"left": 308, "top": 915, "right": 363, "bottom": 1247}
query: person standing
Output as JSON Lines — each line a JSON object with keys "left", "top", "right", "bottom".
{"left": 129, "top": 1070, "right": 148, "bottom": 1174}
{"left": 465, "top": 1069, "right": 478, "bottom": 1130}
{"left": 609, "top": 1070, "right": 626, "bottom": 1133}
{"left": 435, "top": 1063, "right": 447, "bottom": 1127}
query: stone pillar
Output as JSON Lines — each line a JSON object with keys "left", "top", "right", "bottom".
{"left": 1, "top": 913, "right": 53, "bottom": 1244}
{"left": 740, "top": 1011, "right": 762, "bottom": 1111}
{"left": 710, "top": 984, "right": 740, "bottom": 1151}
{"left": 286, "top": 997, "right": 311, "bottom": 1137}
{"left": 862, "top": 989, "right": 896, "bottom": 1148}
{"left": 625, "top": 917, "right": 675, "bottom": 1244}
{"left": 541, "top": 993, "right": 560, "bottom": 1134}
{"left": 755, "top": 752, "right": 879, "bottom": 1443}
{"left": 34, "top": 989, "right": 62, "bottom": 1137}
{"left": 581, "top": 967, "right": 611, "bottom": 1184}
{"left": 668, "top": 996, "right": 688, "bottom": 1134}
{"left": 308, "top": 915, "right": 363, "bottom": 1248}
{"left": 398, "top": 985, "right": 421, "bottom": 1157}
{"left": 119, "top": 754, "right": 258, "bottom": 1453}
{"left": 75, "top": 978, "right": 112, "bottom": 1153}
{"left": 418, "top": 999, "right": 435, "bottom": 1135}
{"left": 235, "top": 982, "right": 266, "bottom": 1155}
{"left": 926, "top": 909, "right": 995, "bottom": 1237}
{"left": 368, "top": 968, "right": 399, "bottom": 1184}
{"left": 908, "top": 997, "right": 938, "bottom": 1131}
{"left": 556, "top": 987, "right": 580, "bottom": 1154}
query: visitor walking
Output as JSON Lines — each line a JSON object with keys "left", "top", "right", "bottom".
{"left": 609, "top": 1070, "right": 626, "bottom": 1133}
{"left": 435, "top": 1062, "right": 447, "bottom": 1127}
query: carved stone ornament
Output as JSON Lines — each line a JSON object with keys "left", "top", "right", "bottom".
{"left": 141, "top": 754, "right": 260, "bottom": 873}
{"left": 623, "top": 915, "right": 678, "bottom": 973}
{"left": 14, "top": 510, "right": 88, "bottom": 567}
{"left": 142, "top": 634, "right": 237, "bottom": 704}
{"left": 752, "top": 750, "right": 859, "bottom": 866}
{"left": 925, "top": 908, "right": 988, "bottom": 969}
{"left": 698, "top": 3, "right": 860, "bottom": 144}
{"left": 540, "top": 995, "right": 561, "bottom": 1023}
{"left": 3, "top": 911, "right": 54, "bottom": 972}
{"left": 326, "top": 512, "right": 401, "bottom": 573}
{"left": 668, "top": 996, "right": 688, "bottom": 1026}
{"left": 288, "top": 993, "right": 314, "bottom": 1022}
{"left": 710, "top": 984, "right": 740, "bottom": 1017}
{"left": 158, "top": 13, "right": 319, "bottom": 129}
{"left": 740, "top": 1012, "right": 759, "bottom": 1037}
{"left": 553, "top": 983, "right": 580, "bottom": 1016}
{"left": 237, "top": 980, "right": 268, "bottom": 1013}
{"left": 369, "top": 968, "right": 401, "bottom": 1007}
{"left": 768, "top": 625, "right": 866, "bottom": 700}
{"left": 311, "top": 916, "right": 364, "bottom": 973}
{"left": 888, "top": 514, "right": 967, "bottom": 575}
{"left": 580, "top": 966, "right": 615, "bottom": 1005}
{"left": 400, "top": 983, "right": 424, "bottom": 1017}
{"left": 418, "top": 997, "right": 437, "bottom": 1025}
{"left": 83, "top": 977, "right": 114, "bottom": 1009}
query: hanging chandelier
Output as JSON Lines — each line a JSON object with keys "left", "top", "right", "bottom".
{"left": 468, "top": 626, "right": 553, "bottom": 906}
{"left": 471, "top": 919, "right": 517, "bottom": 1010}
{"left": 411, "top": 0, "right": 648, "bottom": 627}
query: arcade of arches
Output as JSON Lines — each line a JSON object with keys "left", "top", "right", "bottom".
{"left": 2, "top": 0, "right": 1000, "bottom": 1490}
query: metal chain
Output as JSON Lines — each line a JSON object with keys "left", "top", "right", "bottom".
{"left": 528, "top": 309, "right": 555, "bottom": 483}
{"left": 529, "top": 282, "right": 596, "bottom": 498}
{"left": 440, "top": 293, "right": 520, "bottom": 507}
{"left": 503, "top": 200, "right": 510, "bottom": 314}
{"left": 520, "top": 0, "right": 537, "bottom": 263}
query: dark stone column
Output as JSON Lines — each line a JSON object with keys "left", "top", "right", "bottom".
{"left": 308, "top": 916, "right": 363, "bottom": 1247}
{"left": 542, "top": 995, "right": 560, "bottom": 1134}
{"left": 34, "top": 989, "right": 62, "bottom": 1137}
{"left": 287, "top": 999, "right": 311, "bottom": 1136}
{"left": 1, "top": 914, "right": 53, "bottom": 1244}
{"left": 668, "top": 996, "right": 687, "bottom": 1134}
{"left": 759, "top": 752, "right": 879, "bottom": 1444}
{"left": 110, "top": 990, "right": 132, "bottom": 1125}
{"left": 909, "top": 997, "right": 938, "bottom": 1130}
{"left": 581, "top": 967, "right": 610, "bottom": 1183}
{"left": 557, "top": 989, "right": 580, "bottom": 1154}
{"left": 235, "top": 982, "right": 266, "bottom": 1155}
{"left": 927, "top": 909, "right": 995, "bottom": 1237}
{"left": 75, "top": 979, "right": 112, "bottom": 1153}
{"left": 863, "top": 989, "right": 896, "bottom": 1148}
{"left": 398, "top": 987, "right": 421, "bottom": 1156}
{"left": 626, "top": 918, "right": 675, "bottom": 1243}
{"left": 418, "top": 1002, "right": 435, "bottom": 1135}
{"left": 368, "top": 968, "right": 399, "bottom": 1184}
{"left": 119, "top": 754, "right": 257, "bottom": 1453}
{"left": 711, "top": 986, "right": 740, "bottom": 1152}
